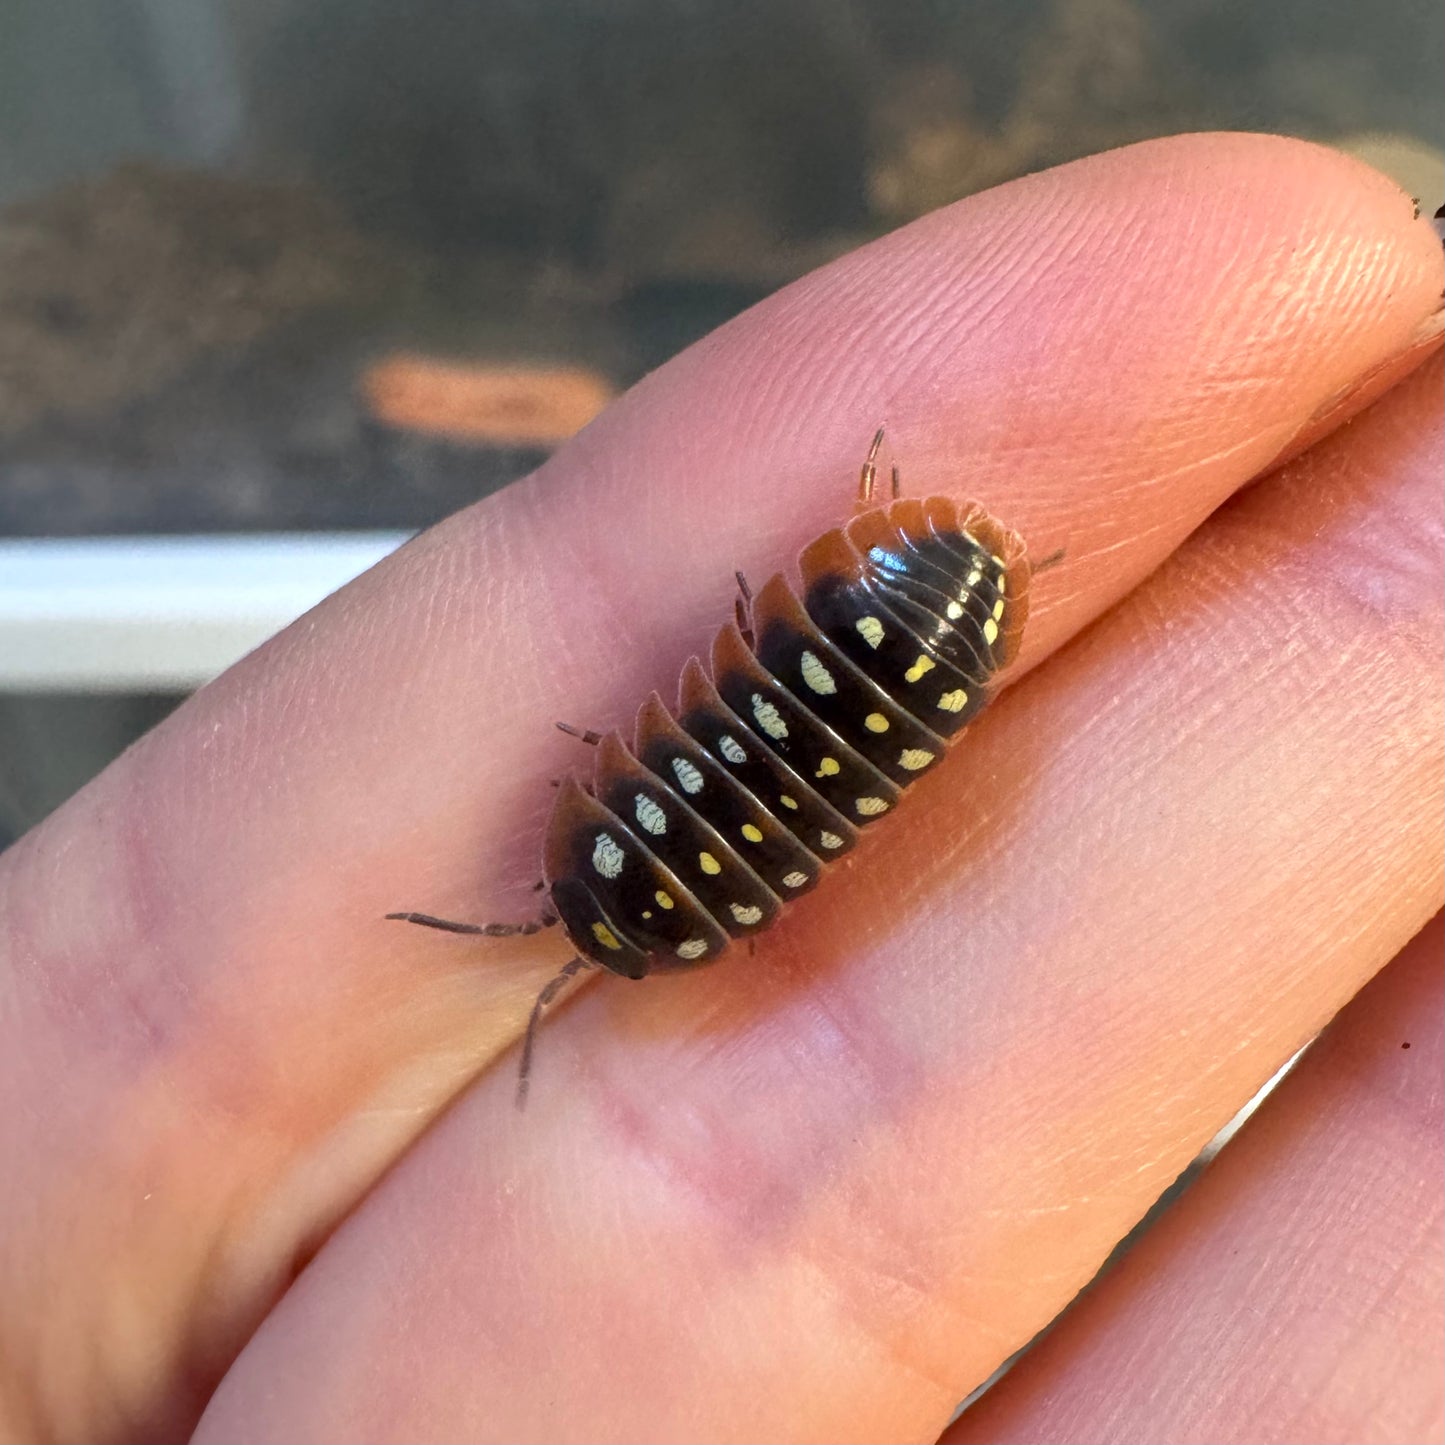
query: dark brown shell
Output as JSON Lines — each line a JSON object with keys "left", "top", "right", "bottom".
{"left": 543, "top": 495, "right": 1030, "bottom": 976}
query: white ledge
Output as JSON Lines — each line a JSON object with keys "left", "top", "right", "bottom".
{"left": 0, "top": 533, "right": 411, "bottom": 691}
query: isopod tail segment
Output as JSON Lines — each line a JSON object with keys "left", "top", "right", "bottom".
{"left": 388, "top": 430, "right": 1035, "bottom": 1108}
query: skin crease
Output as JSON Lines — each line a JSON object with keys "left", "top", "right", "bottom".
{"left": 944, "top": 913, "right": 1445, "bottom": 1445}
{"left": 0, "top": 134, "right": 1437, "bottom": 1442}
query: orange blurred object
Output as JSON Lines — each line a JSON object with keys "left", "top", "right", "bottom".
{"left": 362, "top": 355, "right": 614, "bottom": 446}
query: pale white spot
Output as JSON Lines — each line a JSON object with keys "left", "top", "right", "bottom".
{"left": 983, "top": 618, "right": 1000, "bottom": 645}
{"left": 752, "top": 694, "right": 788, "bottom": 739}
{"left": 938, "top": 689, "right": 968, "bottom": 712}
{"left": 993, "top": 597, "right": 1006, "bottom": 621}
{"left": 864, "top": 712, "right": 889, "bottom": 733}
{"left": 855, "top": 796, "right": 890, "bottom": 816}
{"left": 730, "top": 903, "right": 764, "bottom": 926}
{"left": 719, "top": 734, "right": 748, "bottom": 764}
{"left": 946, "top": 601, "right": 964, "bottom": 620}
{"left": 991, "top": 554, "right": 1006, "bottom": 568}
{"left": 781, "top": 870, "right": 808, "bottom": 888}
{"left": 592, "top": 832, "right": 624, "bottom": 879}
{"left": 819, "top": 831, "right": 845, "bottom": 849}
{"left": 898, "top": 748, "right": 935, "bottom": 771}
{"left": 779, "top": 794, "right": 799, "bottom": 810}
{"left": 672, "top": 757, "right": 704, "bottom": 794}
{"left": 998, "top": 575, "right": 1007, "bottom": 595}
{"left": 634, "top": 795, "right": 667, "bottom": 834}
{"left": 856, "top": 616, "right": 885, "bottom": 648}
{"left": 800, "top": 651, "right": 837, "bottom": 695}
{"left": 966, "top": 569, "right": 982, "bottom": 586}
{"left": 676, "top": 939, "right": 708, "bottom": 960}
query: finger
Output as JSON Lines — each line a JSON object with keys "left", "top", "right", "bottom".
{"left": 945, "top": 913, "right": 1444, "bottom": 1445}
{"left": 194, "top": 349, "right": 1442, "bottom": 1439}
{"left": 0, "top": 134, "right": 1438, "bottom": 1442}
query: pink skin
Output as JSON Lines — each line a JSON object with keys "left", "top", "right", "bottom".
{"left": 945, "top": 914, "right": 1445, "bottom": 1445}
{"left": 0, "top": 134, "right": 1440, "bottom": 1443}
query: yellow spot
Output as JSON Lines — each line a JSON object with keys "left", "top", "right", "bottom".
{"left": 983, "top": 618, "right": 999, "bottom": 645}
{"left": 591, "top": 922, "right": 623, "bottom": 951}
{"left": 699, "top": 852, "right": 722, "bottom": 875}
{"left": 741, "top": 823, "right": 764, "bottom": 843}
{"left": 898, "top": 748, "right": 935, "bottom": 771}
{"left": 903, "top": 655, "right": 936, "bottom": 683}
{"left": 991, "top": 554, "right": 1005, "bottom": 568}
{"left": 781, "top": 870, "right": 808, "bottom": 888}
{"left": 816, "top": 756, "right": 841, "bottom": 778}
{"left": 946, "top": 601, "right": 964, "bottom": 620}
{"left": 864, "top": 712, "right": 889, "bottom": 733}
{"left": 642, "top": 910, "right": 653, "bottom": 920}
{"left": 993, "top": 597, "right": 1005, "bottom": 621}
{"left": 819, "top": 831, "right": 845, "bottom": 849}
{"left": 654, "top": 890, "right": 675, "bottom": 910}
{"left": 855, "top": 796, "right": 890, "bottom": 816}
{"left": 779, "top": 794, "right": 799, "bottom": 810}
{"left": 998, "top": 575, "right": 1007, "bottom": 595}
{"left": 856, "top": 616, "right": 885, "bottom": 648}
{"left": 938, "top": 689, "right": 968, "bottom": 712}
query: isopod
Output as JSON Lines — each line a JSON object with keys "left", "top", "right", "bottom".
{"left": 390, "top": 432, "right": 1033, "bottom": 1104}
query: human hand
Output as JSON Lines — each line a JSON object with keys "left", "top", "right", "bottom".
{"left": 1, "top": 133, "right": 1440, "bottom": 1444}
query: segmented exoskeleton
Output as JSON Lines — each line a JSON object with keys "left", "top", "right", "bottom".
{"left": 391, "top": 433, "right": 1032, "bottom": 1103}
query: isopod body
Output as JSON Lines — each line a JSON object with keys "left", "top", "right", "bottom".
{"left": 545, "top": 490, "right": 1031, "bottom": 979}
{"left": 389, "top": 444, "right": 1034, "bottom": 1102}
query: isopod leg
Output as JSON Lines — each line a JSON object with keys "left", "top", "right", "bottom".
{"left": 735, "top": 571, "right": 755, "bottom": 646}
{"left": 385, "top": 911, "right": 559, "bottom": 937}
{"left": 556, "top": 722, "right": 603, "bottom": 745}
{"left": 517, "top": 955, "right": 593, "bottom": 1109}
{"left": 857, "top": 427, "right": 886, "bottom": 504}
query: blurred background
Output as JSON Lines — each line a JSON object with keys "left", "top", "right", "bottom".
{"left": 1, "top": 0, "right": 1442, "bottom": 847}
